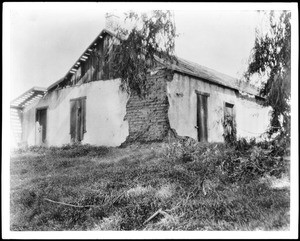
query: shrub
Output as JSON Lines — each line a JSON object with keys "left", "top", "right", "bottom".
{"left": 222, "top": 114, "right": 237, "bottom": 145}
{"left": 165, "top": 137, "right": 288, "bottom": 184}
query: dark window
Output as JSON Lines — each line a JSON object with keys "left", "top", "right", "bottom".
{"left": 224, "top": 102, "right": 234, "bottom": 116}
{"left": 70, "top": 97, "right": 86, "bottom": 142}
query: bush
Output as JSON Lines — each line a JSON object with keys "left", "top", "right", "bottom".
{"left": 165, "top": 137, "right": 288, "bottom": 184}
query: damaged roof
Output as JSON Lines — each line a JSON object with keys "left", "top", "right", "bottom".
{"left": 47, "top": 28, "right": 117, "bottom": 92}
{"left": 168, "top": 57, "right": 260, "bottom": 96}
{"left": 10, "top": 87, "right": 47, "bottom": 109}
{"left": 12, "top": 28, "right": 261, "bottom": 105}
{"left": 47, "top": 28, "right": 260, "bottom": 97}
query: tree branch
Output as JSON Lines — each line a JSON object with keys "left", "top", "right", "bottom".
{"left": 44, "top": 198, "right": 101, "bottom": 209}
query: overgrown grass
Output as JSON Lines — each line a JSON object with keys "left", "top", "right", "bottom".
{"left": 10, "top": 141, "right": 290, "bottom": 231}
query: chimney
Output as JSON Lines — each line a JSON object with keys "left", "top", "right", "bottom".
{"left": 105, "top": 11, "right": 120, "bottom": 33}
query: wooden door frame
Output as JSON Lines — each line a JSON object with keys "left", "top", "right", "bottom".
{"left": 70, "top": 96, "right": 87, "bottom": 143}
{"left": 195, "top": 90, "right": 209, "bottom": 142}
{"left": 35, "top": 106, "right": 48, "bottom": 145}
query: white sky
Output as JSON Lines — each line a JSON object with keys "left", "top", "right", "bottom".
{"left": 6, "top": 3, "right": 265, "bottom": 101}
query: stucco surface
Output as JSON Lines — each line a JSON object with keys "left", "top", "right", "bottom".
{"left": 167, "top": 73, "right": 271, "bottom": 142}
{"left": 22, "top": 79, "right": 129, "bottom": 147}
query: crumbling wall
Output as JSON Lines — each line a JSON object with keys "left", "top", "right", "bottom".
{"left": 124, "top": 70, "right": 173, "bottom": 142}
{"left": 167, "top": 73, "right": 271, "bottom": 142}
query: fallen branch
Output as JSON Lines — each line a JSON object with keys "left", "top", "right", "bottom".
{"left": 44, "top": 198, "right": 101, "bottom": 209}
{"left": 111, "top": 191, "right": 126, "bottom": 205}
{"left": 143, "top": 208, "right": 175, "bottom": 225}
{"left": 201, "top": 179, "right": 207, "bottom": 196}
{"left": 143, "top": 208, "right": 163, "bottom": 225}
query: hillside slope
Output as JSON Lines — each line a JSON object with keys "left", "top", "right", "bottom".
{"left": 10, "top": 141, "right": 290, "bottom": 231}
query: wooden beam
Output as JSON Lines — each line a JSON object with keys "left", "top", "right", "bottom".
{"left": 10, "top": 105, "right": 23, "bottom": 110}
{"left": 195, "top": 90, "right": 210, "bottom": 97}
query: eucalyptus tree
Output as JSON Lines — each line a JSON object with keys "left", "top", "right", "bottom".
{"left": 245, "top": 11, "right": 291, "bottom": 140}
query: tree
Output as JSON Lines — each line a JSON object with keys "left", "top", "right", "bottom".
{"left": 244, "top": 11, "right": 291, "bottom": 141}
{"left": 110, "top": 10, "right": 177, "bottom": 97}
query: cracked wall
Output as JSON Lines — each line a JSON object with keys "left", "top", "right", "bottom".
{"left": 21, "top": 71, "right": 271, "bottom": 147}
{"left": 167, "top": 73, "right": 271, "bottom": 142}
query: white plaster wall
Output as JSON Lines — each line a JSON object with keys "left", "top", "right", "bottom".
{"left": 22, "top": 79, "right": 129, "bottom": 147}
{"left": 235, "top": 98, "right": 271, "bottom": 139}
{"left": 167, "top": 73, "right": 271, "bottom": 142}
{"left": 10, "top": 128, "right": 17, "bottom": 149}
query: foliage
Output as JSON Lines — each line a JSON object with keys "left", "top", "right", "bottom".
{"left": 166, "top": 138, "right": 287, "bottom": 183}
{"left": 244, "top": 11, "right": 291, "bottom": 140}
{"left": 110, "top": 10, "right": 177, "bottom": 97}
{"left": 222, "top": 114, "right": 237, "bottom": 145}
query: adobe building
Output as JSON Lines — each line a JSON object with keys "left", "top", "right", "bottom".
{"left": 10, "top": 19, "right": 271, "bottom": 148}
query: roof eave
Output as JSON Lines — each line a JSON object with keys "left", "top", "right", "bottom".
{"left": 47, "top": 28, "right": 117, "bottom": 92}
{"left": 169, "top": 67, "right": 264, "bottom": 100}
{"left": 10, "top": 87, "right": 47, "bottom": 109}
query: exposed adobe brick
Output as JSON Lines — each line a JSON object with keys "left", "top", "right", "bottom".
{"left": 123, "top": 70, "right": 173, "bottom": 143}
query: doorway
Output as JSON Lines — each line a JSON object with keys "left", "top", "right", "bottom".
{"left": 70, "top": 97, "right": 86, "bottom": 143}
{"left": 35, "top": 108, "right": 47, "bottom": 145}
{"left": 196, "top": 92, "right": 209, "bottom": 142}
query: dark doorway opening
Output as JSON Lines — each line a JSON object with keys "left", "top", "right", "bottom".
{"left": 35, "top": 108, "right": 47, "bottom": 145}
{"left": 196, "top": 92, "right": 209, "bottom": 142}
{"left": 70, "top": 97, "right": 86, "bottom": 143}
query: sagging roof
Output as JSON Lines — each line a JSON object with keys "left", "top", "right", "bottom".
{"left": 10, "top": 87, "right": 47, "bottom": 109}
{"left": 47, "top": 28, "right": 260, "bottom": 97}
{"left": 168, "top": 57, "right": 260, "bottom": 96}
{"left": 13, "top": 28, "right": 260, "bottom": 104}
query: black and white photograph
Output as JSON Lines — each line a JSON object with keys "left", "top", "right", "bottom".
{"left": 2, "top": 2, "right": 298, "bottom": 239}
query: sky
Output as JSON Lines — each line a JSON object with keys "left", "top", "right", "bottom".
{"left": 3, "top": 3, "right": 292, "bottom": 100}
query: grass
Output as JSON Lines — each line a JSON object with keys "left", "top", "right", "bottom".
{"left": 10, "top": 141, "right": 290, "bottom": 231}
